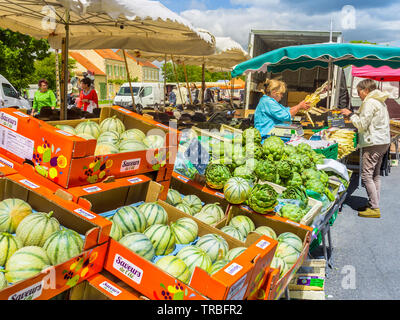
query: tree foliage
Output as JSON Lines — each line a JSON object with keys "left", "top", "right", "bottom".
{"left": 0, "top": 28, "right": 50, "bottom": 90}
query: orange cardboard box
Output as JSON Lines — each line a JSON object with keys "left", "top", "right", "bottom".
{"left": 0, "top": 156, "right": 17, "bottom": 177}
{"left": 0, "top": 174, "right": 112, "bottom": 300}
{"left": 0, "top": 107, "right": 179, "bottom": 189}
{"left": 225, "top": 205, "right": 313, "bottom": 300}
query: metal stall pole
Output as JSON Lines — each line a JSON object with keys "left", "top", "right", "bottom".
{"left": 122, "top": 49, "right": 136, "bottom": 113}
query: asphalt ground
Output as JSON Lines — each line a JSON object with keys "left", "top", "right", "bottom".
{"left": 316, "top": 166, "right": 400, "bottom": 299}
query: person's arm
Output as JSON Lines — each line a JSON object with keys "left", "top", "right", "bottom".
{"left": 289, "top": 100, "right": 310, "bottom": 117}
{"left": 32, "top": 92, "right": 38, "bottom": 114}
{"left": 49, "top": 90, "right": 57, "bottom": 109}
{"left": 91, "top": 90, "right": 99, "bottom": 107}
{"left": 76, "top": 91, "right": 83, "bottom": 109}
{"left": 347, "top": 100, "right": 375, "bottom": 133}
{"left": 266, "top": 98, "right": 293, "bottom": 122}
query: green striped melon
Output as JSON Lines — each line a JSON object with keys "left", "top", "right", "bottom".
{"left": 166, "top": 189, "right": 182, "bottom": 206}
{"left": 94, "top": 142, "right": 119, "bottom": 156}
{"left": 75, "top": 120, "right": 101, "bottom": 139}
{"left": 209, "top": 259, "right": 229, "bottom": 275}
{"left": 5, "top": 246, "right": 51, "bottom": 283}
{"left": 196, "top": 234, "right": 229, "bottom": 263}
{"left": 225, "top": 247, "right": 247, "bottom": 261}
{"left": 155, "top": 256, "right": 190, "bottom": 284}
{"left": 223, "top": 177, "right": 251, "bottom": 204}
{"left": 118, "top": 139, "right": 147, "bottom": 153}
{"left": 0, "top": 198, "right": 32, "bottom": 233}
{"left": 113, "top": 206, "right": 147, "bottom": 235}
{"left": 143, "top": 135, "right": 165, "bottom": 149}
{"left": 55, "top": 124, "right": 76, "bottom": 135}
{"left": 99, "top": 116, "right": 125, "bottom": 134}
{"left": 254, "top": 226, "right": 277, "bottom": 240}
{"left": 176, "top": 203, "right": 194, "bottom": 216}
{"left": 16, "top": 211, "right": 60, "bottom": 247}
{"left": 0, "top": 271, "right": 7, "bottom": 289}
{"left": 76, "top": 133, "right": 96, "bottom": 140}
{"left": 277, "top": 232, "right": 303, "bottom": 252}
{"left": 193, "top": 212, "right": 219, "bottom": 225}
{"left": 97, "top": 131, "right": 121, "bottom": 145}
{"left": 275, "top": 242, "right": 300, "bottom": 266}
{"left": 0, "top": 233, "right": 22, "bottom": 267}
{"left": 143, "top": 224, "right": 176, "bottom": 256}
{"left": 119, "top": 232, "right": 155, "bottom": 261}
{"left": 176, "top": 245, "right": 212, "bottom": 274}
{"left": 107, "top": 218, "right": 123, "bottom": 241}
{"left": 121, "top": 129, "right": 146, "bottom": 142}
{"left": 182, "top": 195, "right": 203, "bottom": 215}
{"left": 220, "top": 226, "right": 245, "bottom": 242}
{"left": 139, "top": 202, "right": 168, "bottom": 226}
{"left": 43, "top": 229, "right": 84, "bottom": 265}
{"left": 271, "top": 256, "right": 290, "bottom": 278}
{"left": 198, "top": 203, "right": 225, "bottom": 221}
{"left": 228, "top": 215, "right": 255, "bottom": 238}
{"left": 170, "top": 218, "right": 198, "bottom": 244}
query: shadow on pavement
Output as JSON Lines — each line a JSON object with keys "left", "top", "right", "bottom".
{"left": 343, "top": 173, "right": 368, "bottom": 211}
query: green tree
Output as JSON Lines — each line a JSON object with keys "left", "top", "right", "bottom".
{"left": 32, "top": 52, "right": 76, "bottom": 92}
{"left": 0, "top": 28, "right": 50, "bottom": 90}
{"left": 350, "top": 40, "right": 377, "bottom": 45}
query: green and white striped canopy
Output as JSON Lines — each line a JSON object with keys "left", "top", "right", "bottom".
{"left": 231, "top": 43, "right": 400, "bottom": 77}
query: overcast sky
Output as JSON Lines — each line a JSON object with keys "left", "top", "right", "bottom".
{"left": 159, "top": 0, "right": 400, "bottom": 51}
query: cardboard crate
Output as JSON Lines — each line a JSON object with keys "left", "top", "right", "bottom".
{"left": 0, "top": 174, "right": 112, "bottom": 300}
{"left": 0, "top": 107, "right": 179, "bottom": 189}
{"left": 69, "top": 272, "right": 148, "bottom": 300}
{"left": 0, "top": 157, "right": 17, "bottom": 177}
{"left": 225, "top": 204, "right": 312, "bottom": 300}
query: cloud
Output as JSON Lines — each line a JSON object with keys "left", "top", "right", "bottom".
{"left": 188, "top": 0, "right": 207, "bottom": 10}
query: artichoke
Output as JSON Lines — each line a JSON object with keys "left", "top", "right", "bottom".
{"left": 296, "top": 142, "right": 313, "bottom": 155}
{"left": 244, "top": 143, "right": 264, "bottom": 160}
{"left": 243, "top": 128, "right": 262, "bottom": 145}
{"left": 300, "top": 154, "right": 313, "bottom": 169}
{"left": 302, "top": 168, "right": 321, "bottom": 182}
{"left": 255, "top": 159, "right": 278, "bottom": 183}
{"left": 205, "top": 164, "right": 232, "bottom": 190}
{"left": 277, "top": 159, "right": 292, "bottom": 179}
{"left": 233, "top": 165, "right": 256, "bottom": 183}
{"left": 247, "top": 184, "right": 279, "bottom": 214}
{"left": 244, "top": 158, "right": 259, "bottom": 173}
{"left": 283, "top": 144, "right": 297, "bottom": 157}
{"left": 320, "top": 171, "right": 329, "bottom": 185}
{"left": 305, "top": 179, "right": 325, "bottom": 195}
{"left": 232, "top": 144, "right": 246, "bottom": 167}
{"left": 284, "top": 172, "right": 303, "bottom": 188}
{"left": 286, "top": 154, "right": 303, "bottom": 173}
{"left": 279, "top": 204, "right": 305, "bottom": 223}
{"left": 280, "top": 186, "right": 309, "bottom": 209}
{"left": 262, "top": 136, "right": 285, "bottom": 161}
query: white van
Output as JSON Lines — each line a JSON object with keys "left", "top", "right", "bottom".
{"left": 113, "top": 82, "right": 163, "bottom": 110}
{"left": 0, "top": 74, "right": 31, "bottom": 111}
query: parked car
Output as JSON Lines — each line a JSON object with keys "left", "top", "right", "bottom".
{"left": 0, "top": 74, "right": 31, "bottom": 111}
{"left": 113, "top": 82, "right": 163, "bottom": 111}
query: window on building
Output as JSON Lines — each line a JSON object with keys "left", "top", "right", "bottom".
{"left": 114, "top": 65, "right": 118, "bottom": 77}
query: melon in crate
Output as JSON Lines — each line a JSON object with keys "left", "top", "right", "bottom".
{"left": 0, "top": 233, "right": 22, "bottom": 267}
{"left": 119, "top": 232, "right": 155, "bottom": 261}
{"left": 193, "top": 212, "right": 219, "bottom": 226}
{"left": 143, "top": 135, "right": 165, "bottom": 149}
{"left": 76, "top": 133, "right": 96, "bottom": 140}
{"left": 75, "top": 120, "right": 101, "bottom": 139}
{"left": 220, "top": 226, "right": 244, "bottom": 242}
{"left": 225, "top": 247, "right": 247, "bottom": 262}
{"left": 277, "top": 232, "right": 303, "bottom": 252}
{"left": 99, "top": 116, "right": 125, "bottom": 134}
{"left": 0, "top": 198, "right": 33, "bottom": 234}
{"left": 271, "top": 256, "right": 290, "bottom": 278}
{"left": 43, "top": 229, "right": 84, "bottom": 265}
{"left": 5, "top": 246, "right": 51, "bottom": 283}
{"left": 107, "top": 218, "right": 123, "bottom": 241}
{"left": 176, "top": 203, "right": 194, "bottom": 216}
{"left": 0, "top": 271, "right": 7, "bottom": 289}
{"left": 254, "top": 226, "right": 277, "bottom": 240}
{"left": 121, "top": 129, "right": 146, "bottom": 142}
{"left": 113, "top": 206, "right": 147, "bottom": 235}
{"left": 209, "top": 259, "right": 229, "bottom": 275}
{"left": 155, "top": 256, "right": 190, "bottom": 284}
{"left": 275, "top": 242, "right": 300, "bottom": 266}
{"left": 166, "top": 189, "right": 182, "bottom": 206}
{"left": 182, "top": 195, "right": 203, "bottom": 215}
{"left": 139, "top": 202, "right": 168, "bottom": 227}
{"left": 143, "top": 224, "right": 176, "bottom": 256}
{"left": 170, "top": 217, "right": 198, "bottom": 245}
{"left": 118, "top": 139, "right": 147, "bottom": 153}
{"left": 176, "top": 245, "right": 212, "bottom": 274}
{"left": 228, "top": 215, "right": 255, "bottom": 238}
{"left": 55, "top": 124, "right": 76, "bottom": 135}
{"left": 97, "top": 131, "right": 121, "bottom": 146}
{"left": 223, "top": 177, "right": 251, "bottom": 204}
{"left": 198, "top": 203, "right": 225, "bottom": 221}
{"left": 196, "top": 233, "right": 229, "bottom": 263}
{"left": 16, "top": 211, "right": 60, "bottom": 247}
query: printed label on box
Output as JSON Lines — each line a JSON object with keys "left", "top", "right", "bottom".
{"left": 13, "top": 111, "right": 29, "bottom": 118}
{"left": 99, "top": 281, "right": 122, "bottom": 297}
{"left": 215, "top": 192, "right": 225, "bottom": 198}
{"left": 83, "top": 186, "right": 102, "bottom": 193}
{"left": 285, "top": 220, "right": 300, "bottom": 227}
{"left": 55, "top": 130, "right": 73, "bottom": 137}
{"left": 0, "top": 156, "right": 14, "bottom": 168}
{"left": 113, "top": 254, "right": 143, "bottom": 285}
{"left": 0, "top": 125, "right": 34, "bottom": 160}
{"left": 127, "top": 177, "right": 143, "bottom": 184}
{"left": 19, "top": 179, "right": 40, "bottom": 189}
{"left": 256, "top": 239, "right": 270, "bottom": 250}
{"left": 118, "top": 108, "right": 132, "bottom": 114}
{"left": 224, "top": 263, "right": 243, "bottom": 276}
{"left": 0, "top": 112, "right": 18, "bottom": 131}
{"left": 177, "top": 175, "right": 189, "bottom": 183}
{"left": 74, "top": 208, "right": 96, "bottom": 220}
{"left": 120, "top": 158, "right": 141, "bottom": 172}
{"left": 226, "top": 274, "right": 247, "bottom": 300}
{"left": 0, "top": 163, "right": 3, "bottom": 167}
{"left": 8, "top": 281, "right": 43, "bottom": 300}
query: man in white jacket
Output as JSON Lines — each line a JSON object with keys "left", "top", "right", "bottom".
{"left": 341, "top": 79, "right": 391, "bottom": 218}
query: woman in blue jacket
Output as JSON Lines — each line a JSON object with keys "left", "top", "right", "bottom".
{"left": 254, "top": 79, "right": 310, "bottom": 141}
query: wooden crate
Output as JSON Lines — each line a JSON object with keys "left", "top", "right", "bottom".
{"left": 288, "top": 259, "right": 326, "bottom": 300}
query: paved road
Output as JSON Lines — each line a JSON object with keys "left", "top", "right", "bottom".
{"left": 322, "top": 166, "right": 400, "bottom": 299}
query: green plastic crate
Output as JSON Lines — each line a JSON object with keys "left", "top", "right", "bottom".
{"left": 329, "top": 210, "right": 339, "bottom": 226}
{"left": 314, "top": 143, "right": 339, "bottom": 160}
{"left": 309, "top": 231, "right": 323, "bottom": 253}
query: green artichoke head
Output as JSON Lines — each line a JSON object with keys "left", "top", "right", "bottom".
{"left": 277, "top": 159, "right": 292, "bottom": 179}
{"left": 279, "top": 204, "right": 304, "bottom": 223}
{"left": 262, "top": 136, "right": 285, "bottom": 161}
{"left": 248, "top": 184, "right": 279, "bottom": 214}
{"left": 243, "top": 128, "right": 262, "bottom": 145}
{"left": 255, "top": 159, "right": 277, "bottom": 183}
{"left": 205, "top": 163, "right": 232, "bottom": 190}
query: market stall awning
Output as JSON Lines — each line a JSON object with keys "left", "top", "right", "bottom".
{"left": 0, "top": 0, "right": 216, "bottom": 55}
{"left": 231, "top": 43, "right": 400, "bottom": 77}
{"left": 352, "top": 65, "right": 400, "bottom": 82}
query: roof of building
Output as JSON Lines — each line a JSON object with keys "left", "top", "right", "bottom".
{"left": 94, "top": 49, "right": 125, "bottom": 62}
{"left": 115, "top": 49, "right": 159, "bottom": 69}
{"left": 69, "top": 52, "right": 106, "bottom": 76}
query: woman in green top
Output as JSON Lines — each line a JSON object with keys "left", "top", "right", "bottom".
{"left": 32, "top": 79, "right": 57, "bottom": 115}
